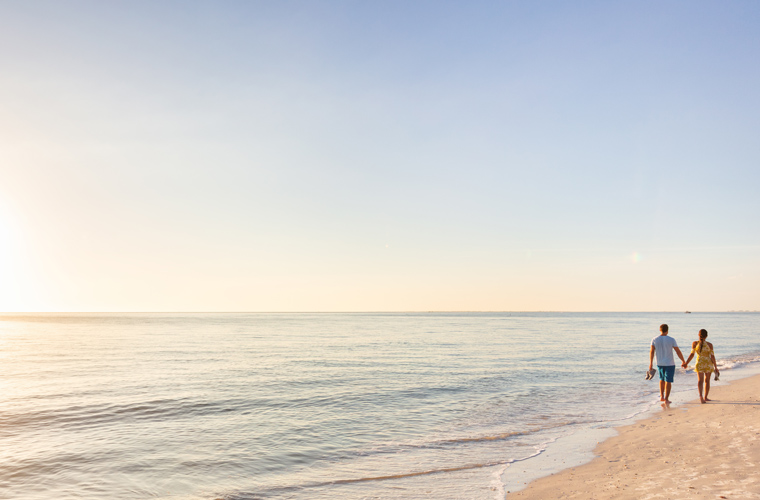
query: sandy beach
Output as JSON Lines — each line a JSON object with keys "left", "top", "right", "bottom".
{"left": 510, "top": 373, "right": 760, "bottom": 499}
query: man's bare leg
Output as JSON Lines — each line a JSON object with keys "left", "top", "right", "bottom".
{"left": 659, "top": 380, "right": 666, "bottom": 401}
{"left": 664, "top": 381, "right": 672, "bottom": 403}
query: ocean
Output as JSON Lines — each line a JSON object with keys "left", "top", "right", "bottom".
{"left": 1, "top": 312, "right": 758, "bottom": 500}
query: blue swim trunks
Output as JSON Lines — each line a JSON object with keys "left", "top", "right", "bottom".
{"left": 658, "top": 365, "right": 675, "bottom": 383}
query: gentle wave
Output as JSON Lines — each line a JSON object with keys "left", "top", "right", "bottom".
{"left": 717, "top": 351, "right": 760, "bottom": 369}
{"left": 0, "top": 398, "right": 235, "bottom": 434}
{"left": 225, "top": 444, "right": 555, "bottom": 500}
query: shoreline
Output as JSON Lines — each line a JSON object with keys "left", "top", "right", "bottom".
{"left": 505, "top": 371, "right": 760, "bottom": 499}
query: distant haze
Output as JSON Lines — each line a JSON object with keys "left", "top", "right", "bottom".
{"left": 0, "top": 1, "right": 758, "bottom": 312}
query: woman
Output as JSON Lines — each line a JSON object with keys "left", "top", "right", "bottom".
{"left": 683, "top": 329, "right": 720, "bottom": 404}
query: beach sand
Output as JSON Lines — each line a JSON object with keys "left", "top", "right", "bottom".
{"left": 509, "top": 373, "right": 760, "bottom": 499}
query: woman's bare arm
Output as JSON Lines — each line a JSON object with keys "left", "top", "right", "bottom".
{"left": 709, "top": 342, "right": 719, "bottom": 372}
{"left": 684, "top": 341, "right": 697, "bottom": 366}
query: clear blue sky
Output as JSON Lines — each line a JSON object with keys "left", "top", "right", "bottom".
{"left": 1, "top": 1, "right": 758, "bottom": 311}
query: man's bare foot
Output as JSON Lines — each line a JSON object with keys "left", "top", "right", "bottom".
{"left": 660, "top": 396, "right": 666, "bottom": 401}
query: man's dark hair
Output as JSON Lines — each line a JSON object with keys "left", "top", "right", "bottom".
{"left": 660, "top": 324, "right": 669, "bottom": 333}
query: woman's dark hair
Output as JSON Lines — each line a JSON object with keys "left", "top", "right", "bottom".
{"left": 696, "top": 329, "right": 708, "bottom": 354}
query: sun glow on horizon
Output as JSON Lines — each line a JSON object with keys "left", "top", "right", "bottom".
{"left": 0, "top": 211, "right": 20, "bottom": 310}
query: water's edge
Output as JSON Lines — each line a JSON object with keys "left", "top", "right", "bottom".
{"left": 501, "top": 361, "right": 760, "bottom": 498}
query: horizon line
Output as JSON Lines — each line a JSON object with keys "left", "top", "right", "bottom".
{"left": 1, "top": 310, "right": 758, "bottom": 314}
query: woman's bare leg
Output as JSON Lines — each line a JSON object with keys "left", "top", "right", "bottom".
{"left": 704, "top": 373, "right": 712, "bottom": 401}
{"left": 697, "top": 372, "right": 706, "bottom": 403}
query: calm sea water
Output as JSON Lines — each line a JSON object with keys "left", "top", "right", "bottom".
{"left": 1, "top": 312, "right": 759, "bottom": 500}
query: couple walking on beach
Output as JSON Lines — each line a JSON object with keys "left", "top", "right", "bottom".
{"left": 648, "top": 324, "right": 720, "bottom": 404}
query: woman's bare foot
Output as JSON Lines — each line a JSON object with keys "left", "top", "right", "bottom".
{"left": 705, "top": 397, "right": 711, "bottom": 402}
{"left": 700, "top": 398, "right": 706, "bottom": 404}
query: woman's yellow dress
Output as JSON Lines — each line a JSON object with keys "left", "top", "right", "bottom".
{"left": 693, "top": 343, "right": 714, "bottom": 373}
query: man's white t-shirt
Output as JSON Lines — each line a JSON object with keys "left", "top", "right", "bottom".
{"left": 651, "top": 335, "right": 678, "bottom": 366}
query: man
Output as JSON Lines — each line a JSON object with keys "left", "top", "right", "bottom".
{"left": 649, "top": 324, "right": 686, "bottom": 403}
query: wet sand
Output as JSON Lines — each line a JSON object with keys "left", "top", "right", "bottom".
{"left": 509, "top": 373, "right": 760, "bottom": 499}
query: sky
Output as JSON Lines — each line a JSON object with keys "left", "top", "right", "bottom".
{"left": 0, "top": 0, "right": 759, "bottom": 312}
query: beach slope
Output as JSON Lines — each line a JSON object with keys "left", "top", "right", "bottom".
{"left": 510, "top": 374, "right": 760, "bottom": 499}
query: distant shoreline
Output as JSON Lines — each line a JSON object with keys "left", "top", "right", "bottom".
{"left": 1, "top": 310, "right": 758, "bottom": 314}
